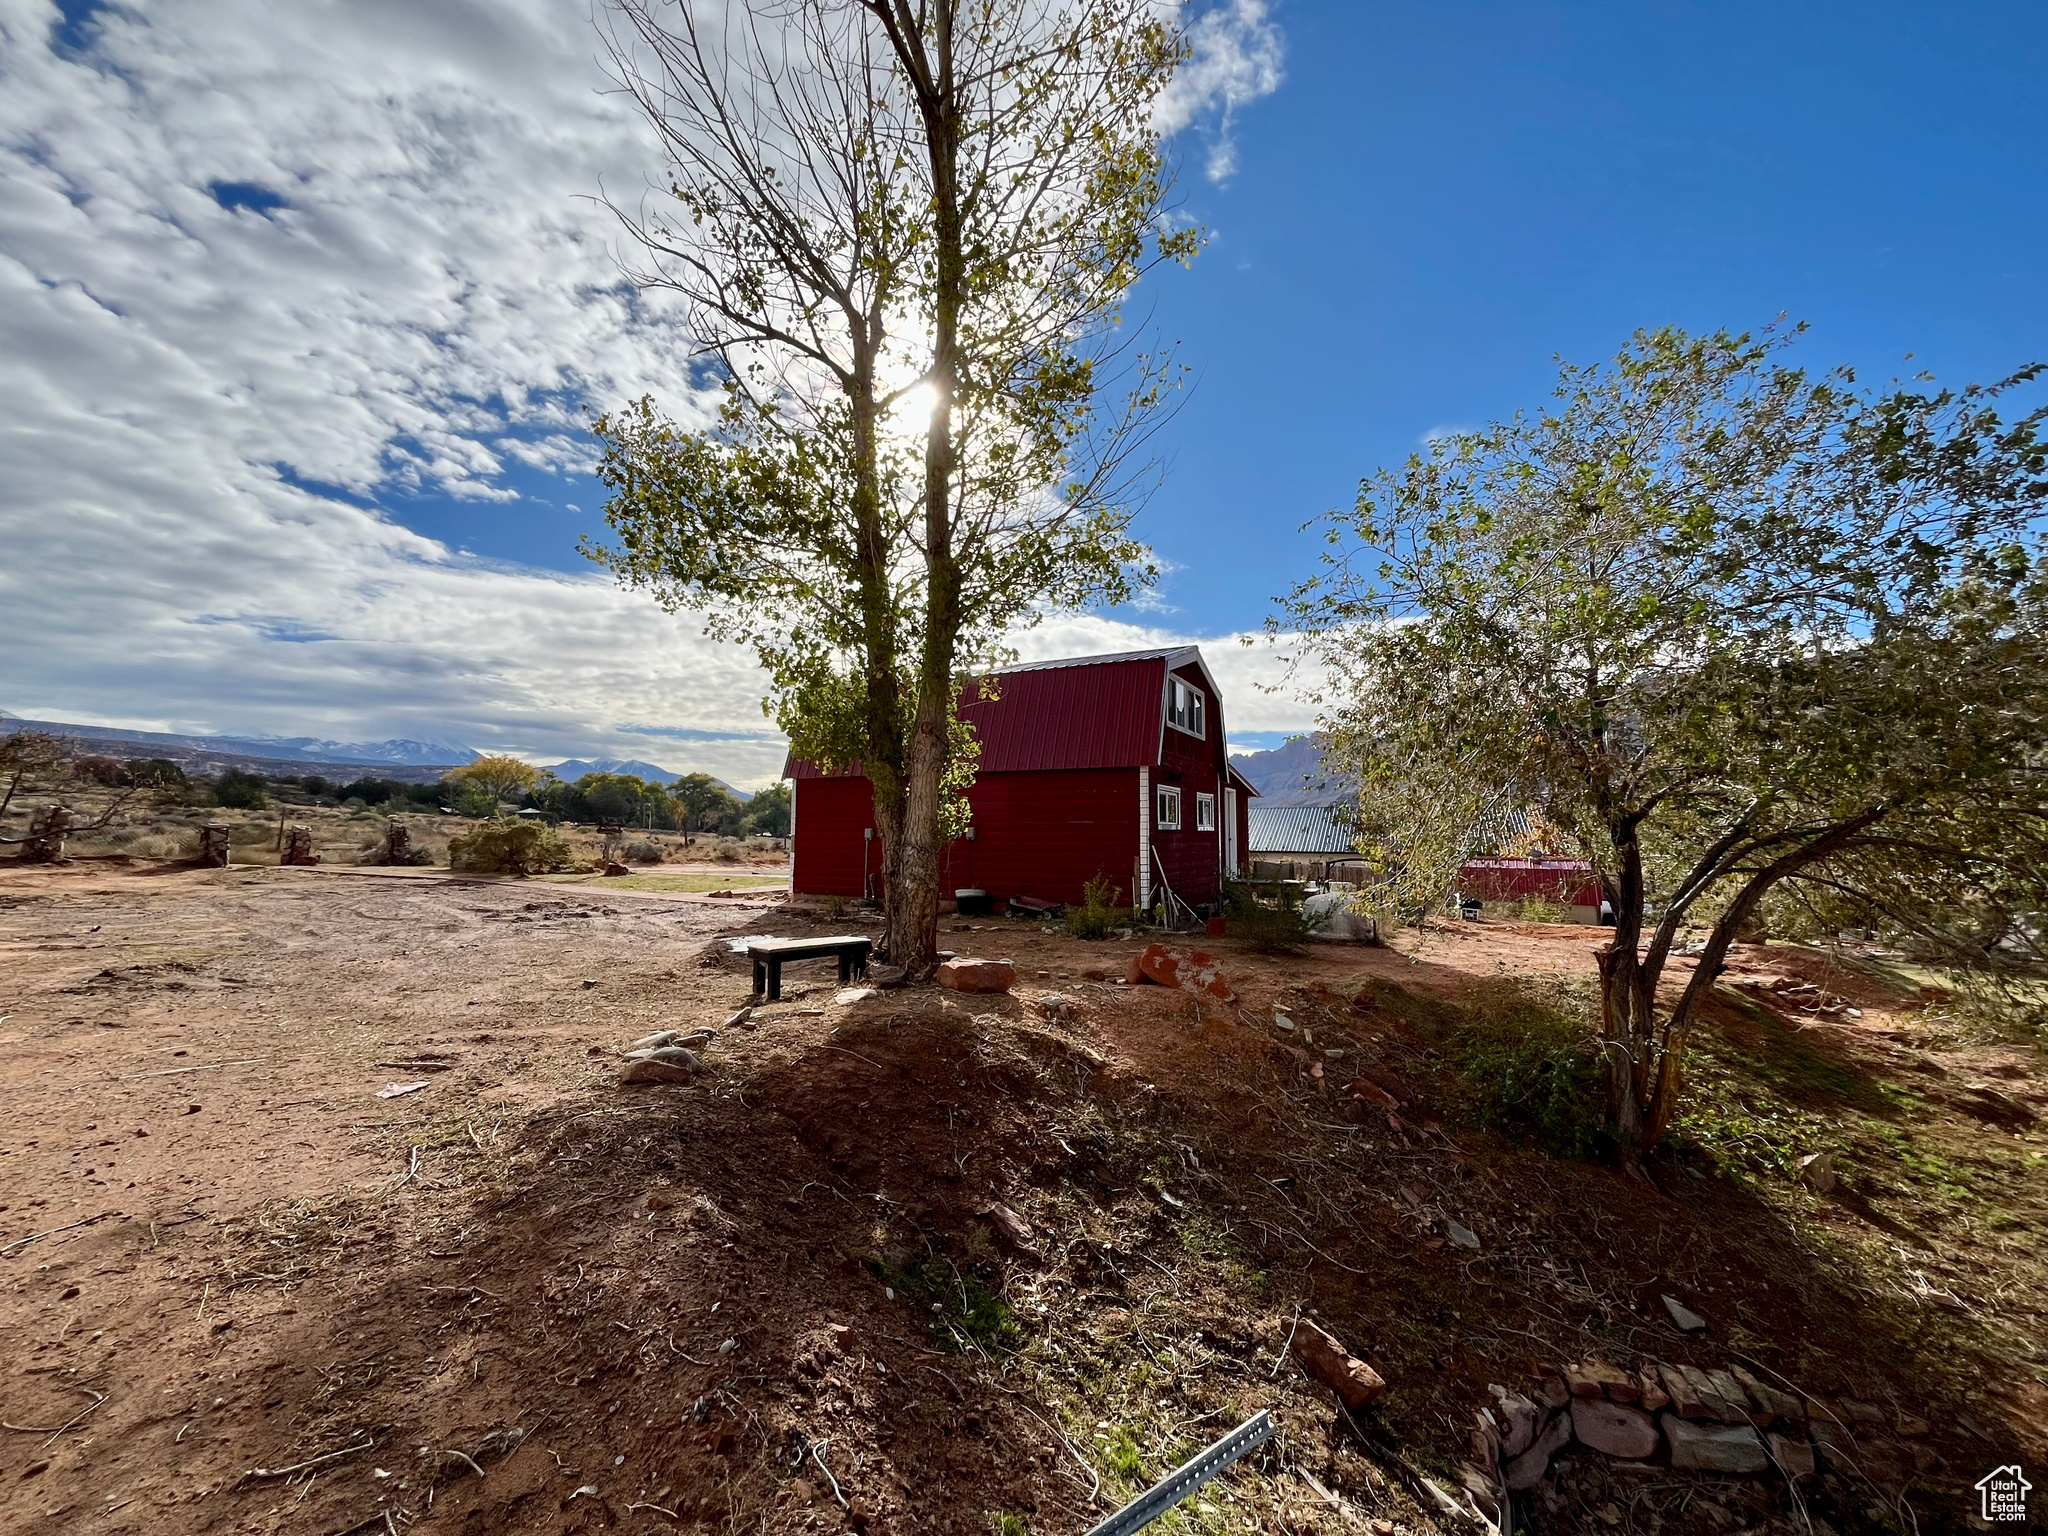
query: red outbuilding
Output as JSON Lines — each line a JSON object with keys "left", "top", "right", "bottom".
{"left": 786, "top": 647, "right": 1256, "bottom": 914}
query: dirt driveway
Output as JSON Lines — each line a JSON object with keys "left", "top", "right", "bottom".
{"left": 0, "top": 864, "right": 799, "bottom": 1534}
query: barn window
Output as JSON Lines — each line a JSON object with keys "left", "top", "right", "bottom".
{"left": 1155, "top": 784, "right": 1182, "bottom": 830}
{"left": 1166, "top": 677, "right": 1205, "bottom": 737}
{"left": 1195, "top": 792, "right": 1215, "bottom": 831}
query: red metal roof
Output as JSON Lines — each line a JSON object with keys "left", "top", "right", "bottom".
{"left": 786, "top": 648, "right": 1218, "bottom": 777}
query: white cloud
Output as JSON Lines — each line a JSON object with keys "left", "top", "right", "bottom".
{"left": 0, "top": 0, "right": 1300, "bottom": 791}
{"left": 1154, "top": 0, "right": 1287, "bottom": 183}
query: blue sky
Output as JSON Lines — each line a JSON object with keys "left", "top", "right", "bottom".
{"left": 382, "top": 0, "right": 2048, "bottom": 633}
{"left": 3, "top": 0, "right": 2043, "bottom": 778}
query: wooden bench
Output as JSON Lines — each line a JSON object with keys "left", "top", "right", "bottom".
{"left": 746, "top": 935, "right": 873, "bottom": 1000}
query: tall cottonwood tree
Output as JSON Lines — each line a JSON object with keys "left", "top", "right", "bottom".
{"left": 1282, "top": 327, "right": 2048, "bottom": 1157}
{"left": 590, "top": 0, "right": 1195, "bottom": 970}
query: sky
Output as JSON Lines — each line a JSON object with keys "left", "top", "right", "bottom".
{"left": 2, "top": 1, "right": 2043, "bottom": 786}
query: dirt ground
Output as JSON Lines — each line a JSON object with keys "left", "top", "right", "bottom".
{"left": 1, "top": 862, "right": 2042, "bottom": 1536}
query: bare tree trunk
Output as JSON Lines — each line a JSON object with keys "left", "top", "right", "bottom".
{"left": 872, "top": 0, "right": 965, "bottom": 977}
{"left": 1595, "top": 830, "right": 1650, "bottom": 1154}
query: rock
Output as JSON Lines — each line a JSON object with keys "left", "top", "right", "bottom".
{"left": 1570, "top": 1398, "right": 1660, "bottom": 1460}
{"left": 834, "top": 987, "right": 880, "bottom": 1005}
{"left": 1445, "top": 1221, "right": 1480, "bottom": 1250}
{"left": 1290, "top": 1319, "right": 1387, "bottom": 1410}
{"left": 645, "top": 1045, "right": 702, "bottom": 1067}
{"left": 1801, "top": 1394, "right": 1847, "bottom": 1427}
{"left": 1637, "top": 1372, "right": 1671, "bottom": 1412}
{"left": 1348, "top": 1078, "right": 1400, "bottom": 1111}
{"left": 1664, "top": 1415, "right": 1767, "bottom": 1474}
{"left": 868, "top": 964, "right": 909, "bottom": 989}
{"left": 1470, "top": 1410, "right": 1500, "bottom": 1468}
{"left": 1669, "top": 1364, "right": 1746, "bottom": 1423}
{"left": 1661, "top": 1294, "right": 1708, "bottom": 1332}
{"left": 1658, "top": 1363, "right": 1710, "bottom": 1419}
{"left": 1807, "top": 1419, "right": 1855, "bottom": 1473}
{"left": 1730, "top": 1365, "right": 1801, "bottom": 1423}
{"left": 1766, "top": 1432, "right": 1815, "bottom": 1479}
{"left": 1490, "top": 1388, "right": 1543, "bottom": 1458}
{"left": 628, "top": 1030, "right": 682, "bottom": 1052}
{"left": 940, "top": 957, "right": 1015, "bottom": 993}
{"left": 1840, "top": 1397, "right": 1885, "bottom": 1425}
{"left": 620, "top": 1056, "right": 698, "bottom": 1085}
{"left": 1797, "top": 1150, "right": 1837, "bottom": 1193}
{"left": 1895, "top": 1413, "right": 1929, "bottom": 1437}
{"left": 1038, "top": 993, "right": 1077, "bottom": 1022}
{"left": 1129, "top": 942, "right": 1236, "bottom": 1002}
{"left": 1504, "top": 1410, "right": 1572, "bottom": 1491}
{"left": 1538, "top": 1375, "right": 1570, "bottom": 1410}
{"left": 1705, "top": 1368, "right": 1756, "bottom": 1424}
{"left": 1566, "top": 1358, "right": 1636, "bottom": 1401}
{"left": 978, "top": 1203, "right": 1039, "bottom": 1257}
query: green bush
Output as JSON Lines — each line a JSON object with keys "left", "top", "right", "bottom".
{"left": 447, "top": 818, "right": 574, "bottom": 876}
{"left": 213, "top": 768, "right": 267, "bottom": 810}
{"left": 1062, "top": 873, "right": 1131, "bottom": 939}
{"left": 1447, "top": 989, "right": 1609, "bottom": 1160}
{"left": 1222, "top": 878, "right": 1315, "bottom": 953}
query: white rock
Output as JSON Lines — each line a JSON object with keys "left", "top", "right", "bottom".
{"left": 1446, "top": 1221, "right": 1480, "bottom": 1249}
{"left": 1662, "top": 1294, "right": 1708, "bottom": 1332}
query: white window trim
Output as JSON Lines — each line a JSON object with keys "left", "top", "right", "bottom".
{"left": 1194, "top": 792, "right": 1215, "bottom": 831}
{"left": 1155, "top": 783, "right": 1182, "bottom": 830}
{"left": 1166, "top": 677, "right": 1206, "bottom": 738}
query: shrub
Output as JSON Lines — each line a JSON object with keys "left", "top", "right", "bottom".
{"left": 1063, "top": 873, "right": 1131, "bottom": 940}
{"left": 624, "top": 839, "right": 665, "bottom": 865}
{"left": 1222, "top": 878, "right": 1315, "bottom": 953}
{"left": 214, "top": 768, "right": 267, "bottom": 810}
{"left": 1447, "top": 988, "right": 1609, "bottom": 1160}
{"left": 447, "top": 817, "right": 574, "bottom": 876}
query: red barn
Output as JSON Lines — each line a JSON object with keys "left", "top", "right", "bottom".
{"left": 786, "top": 647, "right": 1256, "bottom": 913}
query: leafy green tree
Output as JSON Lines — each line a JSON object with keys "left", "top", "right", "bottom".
{"left": 668, "top": 772, "right": 739, "bottom": 837}
{"left": 589, "top": 0, "right": 1188, "bottom": 971}
{"left": 443, "top": 755, "right": 539, "bottom": 808}
{"left": 744, "top": 781, "right": 791, "bottom": 838}
{"left": 576, "top": 773, "right": 675, "bottom": 828}
{"left": 1282, "top": 325, "right": 2048, "bottom": 1157}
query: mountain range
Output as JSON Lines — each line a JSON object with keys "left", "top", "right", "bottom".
{"left": 1228, "top": 735, "right": 1353, "bottom": 808}
{"left": 0, "top": 711, "right": 477, "bottom": 777}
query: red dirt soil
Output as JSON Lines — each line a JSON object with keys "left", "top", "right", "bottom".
{"left": 1, "top": 864, "right": 2042, "bottom": 1535}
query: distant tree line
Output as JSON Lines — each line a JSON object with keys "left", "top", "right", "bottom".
{"left": 12, "top": 738, "right": 791, "bottom": 837}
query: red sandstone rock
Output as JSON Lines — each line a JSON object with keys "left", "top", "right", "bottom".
{"left": 1129, "top": 942, "right": 1236, "bottom": 1002}
{"left": 1290, "top": 1319, "right": 1387, "bottom": 1410}
{"left": 939, "top": 957, "right": 1016, "bottom": 993}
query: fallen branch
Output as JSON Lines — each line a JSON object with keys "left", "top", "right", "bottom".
{"left": 244, "top": 1434, "right": 376, "bottom": 1482}
{"left": 1, "top": 1211, "right": 118, "bottom": 1257}
{"left": 118, "top": 1058, "right": 265, "bottom": 1080}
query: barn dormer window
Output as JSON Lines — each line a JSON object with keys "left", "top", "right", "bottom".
{"left": 1167, "top": 677, "right": 1205, "bottom": 737}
